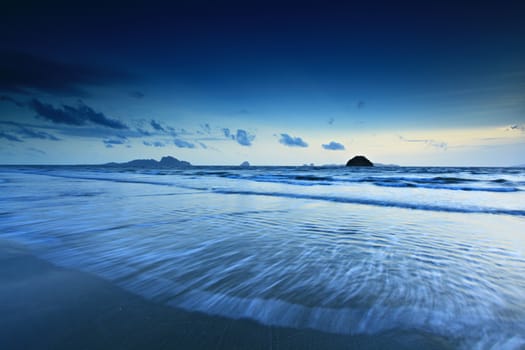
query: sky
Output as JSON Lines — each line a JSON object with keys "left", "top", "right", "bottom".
{"left": 1, "top": 0, "right": 524, "bottom": 166}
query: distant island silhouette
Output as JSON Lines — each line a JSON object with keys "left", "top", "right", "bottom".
{"left": 104, "top": 156, "right": 191, "bottom": 168}
{"left": 99, "top": 155, "right": 380, "bottom": 168}
{"left": 346, "top": 156, "right": 374, "bottom": 167}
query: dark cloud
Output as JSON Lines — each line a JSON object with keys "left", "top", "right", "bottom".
{"left": 0, "top": 120, "right": 146, "bottom": 142}
{"left": 279, "top": 133, "right": 308, "bottom": 147}
{"left": 399, "top": 136, "right": 447, "bottom": 150}
{"left": 16, "top": 126, "right": 60, "bottom": 141}
{"left": 129, "top": 91, "right": 145, "bottom": 99}
{"left": 357, "top": 100, "right": 365, "bottom": 109}
{"left": 150, "top": 119, "right": 165, "bottom": 132}
{"left": 174, "top": 139, "right": 196, "bottom": 148}
{"left": 103, "top": 138, "right": 127, "bottom": 148}
{"left": 0, "top": 95, "right": 24, "bottom": 107}
{"left": 143, "top": 140, "right": 165, "bottom": 147}
{"left": 29, "top": 99, "right": 82, "bottom": 125}
{"left": 0, "top": 51, "right": 132, "bottom": 96}
{"left": 322, "top": 141, "right": 345, "bottom": 150}
{"left": 236, "top": 129, "right": 254, "bottom": 146}
{"left": 74, "top": 103, "right": 128, "bottom": 129}
{"left": 328, "top": 117, "right": 334, "bottom": 125}
{"left": 29, "top": 99, "right": 128, "bottom": 129}
{"left": 0, "top": 131, "right": 23, "bottom": 142}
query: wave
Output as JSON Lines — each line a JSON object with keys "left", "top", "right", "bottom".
{"left": 213, "top": 173, "right": 522, "bottom": 192}
{"left": 9, "top": 168, "right": 523, "bottom": 192}
{"left": 212, "top": 189, "right": 525, "bottom": 216}
{"left": 371, "top": 181, "right": 520, "bottom": 192}
{"left": 7, "top": 170, "right": 525, "bottom": 216}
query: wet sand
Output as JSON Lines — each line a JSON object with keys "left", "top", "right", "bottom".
{"left": 0, "top": 240, "right": 452, "bottom": 349}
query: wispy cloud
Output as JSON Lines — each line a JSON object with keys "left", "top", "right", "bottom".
{"left": 322, "top": 141, "right": 345, "bottom": 150}
{"left": 399, "top": 135, "right": 448, "bottom": 150}
{"left": 0, "top": 122, "right": 60, "bottom": 142}
{"left": 0, "top": 95, "right": 24, "bottom": 107}
{"left": 174, "top": 139, "right": 196, "bottom": 148}
{"left": 143, "top": 140, "right": 165, "bottom": 147}
{"left": 16, "top": 126, "right": 60, "bottom": 141}
{"left": 137, "top": 128, "right": 152, "bottom": 136}
{"left": 103, "top": 138, "right": 128, "bottom": 148}
{"left": 150, "top": 119, "right": 165, "bottom": 132}
{"left": 27, "top": 147, "right": 46, "bottom": 155}
{"left": 0, "top": 131, "right": 23, "bottom": 142}
{"left": 29, "top": 99, "right": 128, "bottom": 129}
{"left": 279, "top": 133, "right": 308, "bottom": 147}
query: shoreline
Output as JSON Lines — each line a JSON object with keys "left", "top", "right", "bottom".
{"left": 0, "top": 239, "right": 452, "bottom": 349}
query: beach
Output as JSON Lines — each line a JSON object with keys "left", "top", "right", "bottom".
{"left": 0, "top": 240, "right": 454, "bottom": 349}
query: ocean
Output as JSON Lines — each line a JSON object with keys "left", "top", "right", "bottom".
{"left": 1, "top": 165, "right": 524, "bottom": 349}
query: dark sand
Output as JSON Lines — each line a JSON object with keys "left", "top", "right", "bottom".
{"left": 0, "top": 240, "right": 452, "bottom": 349}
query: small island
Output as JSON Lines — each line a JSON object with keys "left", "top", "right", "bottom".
{"left": 104, "top": 156, "right": 191, "bottom": 168}
{"left": 346, "top": 155, "right": 373, "bottom": 167}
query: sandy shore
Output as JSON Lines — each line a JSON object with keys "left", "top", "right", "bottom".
{"left": 0, "top": 240, "right": 451, "bottom": 349}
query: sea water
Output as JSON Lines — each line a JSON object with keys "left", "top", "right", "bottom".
{"left": 1, "top": 165, "right": 524, "bottom": 348}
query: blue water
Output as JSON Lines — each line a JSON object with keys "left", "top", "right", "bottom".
{"left": 1, "top": 165, "right": 525, "bottom": 348}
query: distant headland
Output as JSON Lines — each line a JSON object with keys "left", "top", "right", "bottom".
{"left": 346, "top": 156, "right": 374, "bottom": 167}
{"left": 104, "top": 156, "right": 191, "bottom": 168}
